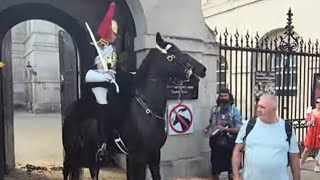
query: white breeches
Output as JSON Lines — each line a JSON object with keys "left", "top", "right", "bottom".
{"left": 85, "top": 70, "right": 116, "bottom": 105}
{"left": 92, "top": 87, "right": 108, "bottom": 105}
{"left": 85, "top": 69, "right": 115, "bottom": 82}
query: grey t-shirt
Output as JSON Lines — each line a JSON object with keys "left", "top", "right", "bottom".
{"left": 236, "top": 118, "right": 300, "bottom": 180}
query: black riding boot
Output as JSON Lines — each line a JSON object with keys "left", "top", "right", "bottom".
{"left": 96, "top": 104, "right": 109, "bottom": 163}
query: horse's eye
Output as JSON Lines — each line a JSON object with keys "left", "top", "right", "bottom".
{"left": 187, "top": 63, "right": 192, "bottom": 68}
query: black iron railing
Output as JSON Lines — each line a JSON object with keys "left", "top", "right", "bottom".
{"left": 215, "top": 9, "right": 320, "bottom": 150}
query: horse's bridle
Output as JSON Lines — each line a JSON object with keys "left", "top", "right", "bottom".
{"left": 156, "top": 44, "right": 194, "bottom": 80}
{"left": 134, "top": 89, "right": 166, "bottom": 121}
{"left": 134, "top": 46, "right": 195, "bottom": 122}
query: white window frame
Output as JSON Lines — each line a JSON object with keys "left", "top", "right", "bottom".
{"left": 217, "top": 57, "right": 228, "bottom": 93}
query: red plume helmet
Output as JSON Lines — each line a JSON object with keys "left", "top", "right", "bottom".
{"left": 97, "top": 2, "right": 116, "bottom": 44}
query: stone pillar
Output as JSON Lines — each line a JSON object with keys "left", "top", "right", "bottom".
{"left": 23, "top": 20, "right": 61, "bottom": 113}
{"left": 155, "top": 37, "right": 217, "bottom": 180}
{"left": 11, "top": 23, "right": 27, "bottom": 109}
{"left": 126, "top": 0, "right": 219, "bottom": 178}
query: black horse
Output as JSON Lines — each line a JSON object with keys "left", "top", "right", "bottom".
{"left": 62, "top": 32, "right": 207, "bottom": 180}
{"left": 118, "top": 33, "right": 206, "bottom": 180}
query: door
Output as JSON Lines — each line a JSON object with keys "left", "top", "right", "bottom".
{"left": 1, "top": 31, "right": 15, "bottom": 174}
{"left": 59, "top": 30, "right": 78, "bottom": 121}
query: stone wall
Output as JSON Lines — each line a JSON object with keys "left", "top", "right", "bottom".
{"left": 125, "top": 0, "right": 218, "bottom": 179}
{"left": 11, "top": 22, "right": 26, "bottom": 109}
{"left": 11, "top": 20, "right": 61, "bottom": 113}
{"left": 202, "top": 0, "right": 320, "bottom": 39}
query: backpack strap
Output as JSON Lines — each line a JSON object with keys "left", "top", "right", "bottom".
{"left": 284, "top": 121, "right": 293, "bottom": 167}
{"left": 243, "top": 117, "right": 257, "bottom": 142}
{"left": 209, "top": 105, "right": 217, "bottom": 124}
{"left": 284, "top": 121, "right": 292, "bottom": 145}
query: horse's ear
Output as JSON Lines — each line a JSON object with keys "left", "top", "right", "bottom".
{"left": 156, "top": 32, "right": 166, "bottom": 48}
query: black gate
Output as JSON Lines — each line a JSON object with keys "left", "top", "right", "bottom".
{"left": 216, "top": 9, "right": 320, "bottom": 147}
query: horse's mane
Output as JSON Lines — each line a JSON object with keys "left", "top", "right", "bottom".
{"left": 133, "top": 49, "right": 158, "bottom": 85}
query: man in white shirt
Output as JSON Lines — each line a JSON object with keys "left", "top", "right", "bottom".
{"left": 232, "top": 94, "right": 300, "bottom": 180}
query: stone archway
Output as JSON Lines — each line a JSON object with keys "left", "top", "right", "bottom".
{"left": 0, "top": 0, "right": 136, "bottom": 177}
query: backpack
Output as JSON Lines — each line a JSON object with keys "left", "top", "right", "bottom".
{"left": 242, "top": 117, "right": 293, "bottom": 166}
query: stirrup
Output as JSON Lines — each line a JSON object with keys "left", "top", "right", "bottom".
{"left": 113, "top": 132, "right": 129, "bottom": 155}
{"left": 101, "top": 143, "right": 107, "bottom": 149}
{"left": 96, "top": 143, "right": 108, "bottom": 163}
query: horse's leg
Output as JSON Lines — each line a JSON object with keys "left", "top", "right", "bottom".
{"left": 127, "top": 153, "right": 147, "bottom": 180}
{"left": 148, "top": 150, "right": 161, "bottom": 180}
{"left": 63, "top": 154, "right": 71, "bottom": 180}
{"left": 89, "top": 166, "right": 100, "bottom": 180}
{"left": 70, "top": 167, "right": 81, "bottom": 180}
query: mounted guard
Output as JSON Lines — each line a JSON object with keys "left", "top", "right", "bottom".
{"left": 84, "top": 1, "right": 119, "bottom": 163}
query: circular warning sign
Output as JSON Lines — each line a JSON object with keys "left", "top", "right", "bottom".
{"left": 168, "top": 104, "right": 193, "bottom": 134}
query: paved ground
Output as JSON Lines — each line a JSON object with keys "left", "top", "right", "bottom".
{"left": 300, "top": 158, "right": 320, "bottom": 180}
{"left": 4, "top": 111, "right": 320, "bottom": 179}
{"left": 175, "top": 160, "right": 320, "bottom": 180}
{"left": 13, "top": 112, "right": 63, "bottom": 167}
{"left": 5, "top": 111, "right": 126, "bottom": 179}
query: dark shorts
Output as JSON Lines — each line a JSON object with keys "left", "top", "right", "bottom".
{"left": 211, "top": 146, "right": 233, "bottom": 175}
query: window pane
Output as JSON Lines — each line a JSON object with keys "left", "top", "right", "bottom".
{"left": 271, "top": 55, "right": 276, "bottom": 68}
{"left": 291, "top": 67, "right": 297, "bottom": 72}
{"left": 218, "top": 64, "right": 226, "bottom": 71}
{"left": 217, "top": 83, "right": 226, "bottom": 93}
{"left": 217, "top": 57, "right": 227, "bottom": 71}
{"left": 292, "top": 73, "right": 297, "bottom": 87}
{"left": 283, "top": 74, "right": 290, "bottom": 87}
{"left": 290, "top": 56, "right": 297, "bottom": 66}
{"left": 274, "top": 67, "right": 282, "bottom": 74}
{"left": 274, "top": 54, "right": 282, "bottom": 67}
{"left": 276, "top": 75, "right": 282, "bottom": 87}
{"left": 216, "top": 72, "right": 226, "bottom": 82}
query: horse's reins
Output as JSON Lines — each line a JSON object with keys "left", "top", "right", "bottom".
{"left": 177, "top": 80, "right": 184, "bottom": 105}
{"left": 134, "top": 89, "right": 166, "bottom": 121}
{"left": 135, "top": 45, "right": 194, "bottom": 120}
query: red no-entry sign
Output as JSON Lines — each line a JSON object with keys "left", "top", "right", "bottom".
{"left": 168, "top": 103, "right": 193, "bottom": 135}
